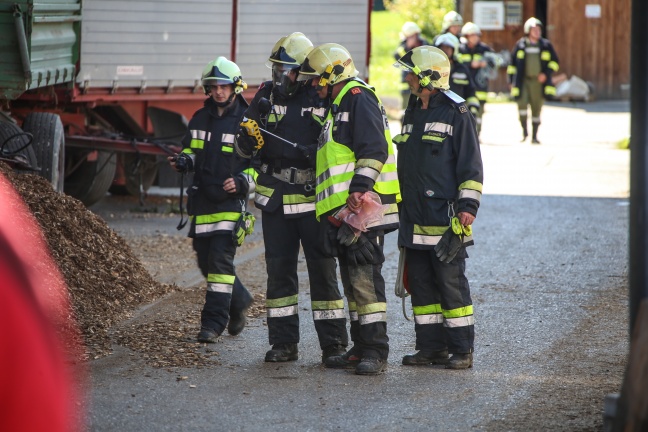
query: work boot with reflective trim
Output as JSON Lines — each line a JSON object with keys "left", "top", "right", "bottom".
{"left": 264, "top": 343, "right": 298, "bottom": 362}
{"left": 197, "top": 327, "right": 220, "bottom": 343}
{"left": 402, "top": 349, "right": 449, "bottom": 366}
{"left": 324, "top": 346, "right": 361, "bottom": 369}
{"left": 321, "top": 344, "right": 347, "bottom": 363}
{"left": 355, "top": 356, "right": 387, "bottom": 376}
{"left": 446, "top": 352, "right": 473, "bottom": 369}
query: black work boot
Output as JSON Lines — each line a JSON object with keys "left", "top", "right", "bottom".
{"left": 402, "top": 349, "right": 449, "bottom": 366}
{"left": 324, "top": 346, "right": 362, "bottom": 369}
{"left": 227, "top": 307, "right": 248, "bottom": 336}
{"left": 321, "top": 344, "right": 347, "bottom": 363}
{"left": 520, "top": 117, "right": 528, "bottom": 142}
{"left": 264, "top": 343, "right": 298, "bottom": 362}
{"left": 531, "top": 122, "right": 540, "bottom": 144}
{"left": 446, "top": 352, "right": 473, "bottom": 369}
{"left": 355, "top": 356, "right": 387, "bottom": 376}
{"left": 197, "top": 327, "right": 220, "bottom": 343}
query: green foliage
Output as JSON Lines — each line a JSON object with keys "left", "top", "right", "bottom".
{"left": 384, "top": 0, "right": 456, "bottom": 41}
{"left": 369, "top": 10, "right": 405, "bottom": 111}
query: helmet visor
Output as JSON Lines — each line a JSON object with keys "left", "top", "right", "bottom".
{"left": 296, "top": 57, "right": 319, "bottom": 82}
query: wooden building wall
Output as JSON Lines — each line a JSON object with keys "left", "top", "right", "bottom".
{"left": 459, "top": 0, "right": 630, "bottom": 100}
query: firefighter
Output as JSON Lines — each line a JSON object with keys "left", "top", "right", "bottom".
{"left": 393, "top": 46, "right": 483, "bottom": 369}
{"left": 234, "top": 33, "right": 349, "bottom": 363}
{"left": 507, "top": 17, "right": 560, "bottom": 144}
{"left": 434, "top": 34, "right": 481, "bottom": 124}
{"left": 458, "top": 22, "right": 495, "bottom": 136}
{"left": 296, "top": 43, "right": 401, "bottom": 375}
{"left": 168, "top": 57, "right": 256, "bottom": 343}
{"left": 432, "top": 10, "right": 463, "bottom": 45}
{"left": 394, "top": 22, "right": 429, "bottom": 111}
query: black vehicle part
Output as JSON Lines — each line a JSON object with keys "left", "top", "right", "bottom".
{"left": 0, "top": 120, "right": 37, "bottom": 171}
{"left": 22, "top": 112, "right": 65, "bottom": 192}
{"left": 64, "top": 148, "right": 116, "bottom": 206}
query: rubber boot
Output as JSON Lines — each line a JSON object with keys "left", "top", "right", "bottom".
{"left": 227, "top": 278, "right": 253, "bottom": 336}
{"left": 355, "top": 356, "right": 387, "bottom": 376}
{"left": 197, "top": 327, "right": 220, "bottom": 343}
{"left": 265, "top": 343, "right": 298, "bottom": 362}
{"left": 402, "top": 349, "right": 449, "bottom": 366}
{"left": 321, "top": 344, "right": 347, "bottom": 363}
{"left": 324, "top": 345, "right": 362, "bottom": 369}
{"left": 520, "top": 116, "right": 528, "bottom": 142}
{"left": 531, "top": 122, "right": 540, "bottom": 144}
{"left": 446, "top": 352, "right": 473, "bottom": 369}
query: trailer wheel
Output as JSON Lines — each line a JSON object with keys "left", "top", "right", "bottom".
{"left": 22, "top": 113, "right": 65, "bottom": 192}
{"left": 109, "top": 153, "right": 159, "bottom": 196}
{"left": 0, "top": 121, "right": 38, "bottom": 171}
{"left": 64, "top": 149, "right": 117, "bottom": 207}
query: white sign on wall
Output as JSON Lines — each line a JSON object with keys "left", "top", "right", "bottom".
{"left": 473, "top": 1, "right": 505, "bottom": 30}
{"left": 585, "top": 4, "right": 602, "bottom": 18}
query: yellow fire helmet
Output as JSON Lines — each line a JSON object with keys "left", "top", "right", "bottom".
{"left": 297, "top": 43, "right": 359, "bottom": 88}
{"left": 394, "top": 45, "right": 451, "bottom": 91}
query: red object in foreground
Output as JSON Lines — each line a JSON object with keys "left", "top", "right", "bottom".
{"left": 0, "top": 175, "right": 84, "bottom": 432}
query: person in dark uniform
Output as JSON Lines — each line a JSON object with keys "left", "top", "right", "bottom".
{"left": 234, "top": 33, "right": 349, "bottom": 364}
{"left": 394, "top": 22, "right": 428, "bottom": 111}
{"left": 297, "top": 43, "right": 401, "bottom": 375}
{"left": 507, "top": 17, "right": 560, "bottom": 144}
{"left": 169, "top": 57, "right": 255, "bottom": 343}
{"left": 393, "top": 45, "right": 483, "bottom": 370}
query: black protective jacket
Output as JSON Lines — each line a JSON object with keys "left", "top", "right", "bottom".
{"left": 182, "top": 96, "right": 251, "bottom": 236}
{"left": 394, "top": 91, "right": 483, "bottom": 249}
{"left": 235, "top": 81, "right": 324, "bottom": 217}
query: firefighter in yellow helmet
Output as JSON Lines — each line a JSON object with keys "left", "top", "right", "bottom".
{"left": 507, "top": 17, "right": 560, "bottom": 143}
{"left": 168, "top": 56, "right": 255, "bottom": 343}
{"left": 458, "top": 22, "right": 496, "bottom": 136}
{"left": 234, "top": 33, "right": 350, "bottom": 364}
{"left": 297, "top": 43, "right": 401, "bottom": 375}
{"left": 394, "top": 22, "right": 429, "bottom": 111}
{"left": 393, "top": 46, "right": 483, "bottom": 370}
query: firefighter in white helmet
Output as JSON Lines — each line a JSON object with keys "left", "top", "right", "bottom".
{"left": 234, "top": 33, "right": 350, "bottom": 364}
{"left": 458, "top": 22, "right": 495, "bottom": 136}
{"left": 298, "top": 43, "right": 401, "bottom": 375}
{"left": 393, "top": 45, "right": 483, "bottom": 370}
{"left": 507, "top": 17, "right": 560, "bottom": 143}
{"left": 394, "top": 21, "right": 429, "bottom": 110}
{"left": 168, "top": 56, "right": 255, "bottom": 343}
{"left": 433, "top": 10, "right": 464, "bottom": 45}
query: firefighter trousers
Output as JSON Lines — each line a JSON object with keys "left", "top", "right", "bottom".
{"left": 518, "top": 76, "right": 544, "bottom": 127}
{"left": 405, "top": 247, "right": 475, "bottom": 354}
{"left": 263, "top": 208, "right": 347, "bottom": 349}
{"left": 193, "top": 233, "right": 253, "bottom": 335}
{"left": 338, "top": 232, "right": 389, "bottom": 360}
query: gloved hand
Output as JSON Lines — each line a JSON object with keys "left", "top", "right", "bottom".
{"left": 337, "top": 223, "right": 359, "bottom": 246}
{"left": 171, "top": 153, "right": 193, "bottom": 174}
{"left": 346, "top": 234, "right": 374, "bottom": 266}
{"left": 239, "top": 117, "right": 265, "bottom": 150}
{"left": 321, "top": 222, "right": 339, "bottom": 258}
{"left": 434, "top": 217, "right": 469, "bottom": 263}
{"left": 232, "top": 173, "right": 250, "bottom": 196}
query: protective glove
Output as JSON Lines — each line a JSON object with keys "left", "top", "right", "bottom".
{"left": 337, "top": 222, "right": 359, "bottom": 246}
{"left": 239, "top": 117, "right": 265, "bottom": 150}
{"left": 232, "top": 212, "right": 255, "bottom": 247}
{"left": 434, "top": 217, "right": 471, "bottom": 264}
{"left": 321, "top": 222, "right": 339, "bottom": 258}
{"left": 232, "top": 173, "right": 250, "bottom": 196}
{"left": 346, "top": 234, "right": 374, "bottom": 266}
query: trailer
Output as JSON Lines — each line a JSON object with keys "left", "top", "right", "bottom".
{"left": 0, "top": 0, "right": 372, "bottom": 206}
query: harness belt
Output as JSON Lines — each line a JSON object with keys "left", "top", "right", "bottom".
{"left": 260, "top": 163, "right": 314, "bottom": 185}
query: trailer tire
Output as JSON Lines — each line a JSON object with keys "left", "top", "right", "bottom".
{"left": 22, "top": 113, "right": 65, "bottom": 192}
{"left": 0, "top": 121, "right": 38, "bottom": 171}
{"left": 64, "top": 149, "right": 117, "bottom": 207}
{"left": 109, "top": 153, "right": 159, "bottom": 196}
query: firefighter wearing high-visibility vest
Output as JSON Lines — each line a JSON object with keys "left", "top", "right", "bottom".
{"left": 393, "top": 46, "right": 483, "bottom": 370}
{"left": 507, "top": 17, "right": 560, "bottom": 144}
{"left": 169, "top": 57, "right": 255, "bottom": 343}
{"left": 297, "top": 43, "right": 401, "bottom": 375}
{"left": 234, "top": 33, "right": 349, "bottom": 364}
{"left": 458, "top": 22, "right": 495, "bottom": 136}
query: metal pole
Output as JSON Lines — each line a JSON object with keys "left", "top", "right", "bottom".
{"left": 629, "top": 0, "right": 648, "bottom": 336}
